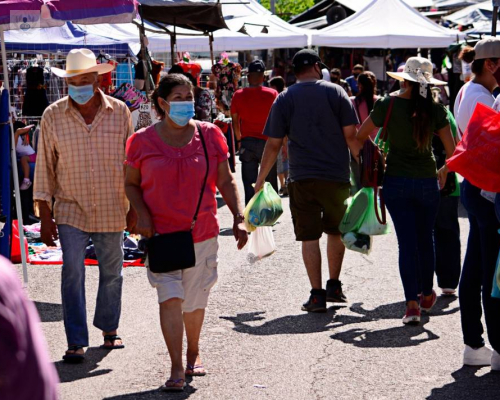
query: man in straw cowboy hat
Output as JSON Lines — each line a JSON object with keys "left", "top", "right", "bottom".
{"left": 34, "top": 49, "right": 134, "bottom": 362}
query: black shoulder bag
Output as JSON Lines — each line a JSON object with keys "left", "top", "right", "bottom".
{"left": 146, "top": 123, "right": 209, "bottom": 273}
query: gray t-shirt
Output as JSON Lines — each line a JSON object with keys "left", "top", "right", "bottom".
{"left": 264, "top": 80, "right": 358, "bottom": 183}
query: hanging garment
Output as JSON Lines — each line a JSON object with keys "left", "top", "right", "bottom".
{"left": 22, "top": 66, "right": 49, "bottom": 117}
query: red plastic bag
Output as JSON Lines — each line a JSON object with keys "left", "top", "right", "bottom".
{"left": 447, "top": 103, "right": 500, "bottom": 192}
{"left": 11, "top": 220, "right": 29, "bottom": 263}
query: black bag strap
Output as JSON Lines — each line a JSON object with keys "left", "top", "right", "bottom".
{"left": 191, "top": 123, "right": 209, "bottom": 231}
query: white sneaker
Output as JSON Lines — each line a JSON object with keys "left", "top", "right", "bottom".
{"left": 492, "top": 350, "right": 500, "bottom": 371}
{"left": 463, "top": 345, "right": 493, "bottom": 366}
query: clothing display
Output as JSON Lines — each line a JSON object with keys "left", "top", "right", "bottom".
{"left": 212, "top": 55, "right": 242, "bottom": 112}
{"left": 22, "top": 66, "right": 49, "bottom": 117}
{"left": 111, "top": 83, "right": 148, "bottom": 112}
{"left": 178, "top": 61, "right": 202, "bottom": 83}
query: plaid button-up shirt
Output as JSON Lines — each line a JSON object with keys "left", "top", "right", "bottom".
{"left": 34, "top": 90, "right": 134, "bottom": 232}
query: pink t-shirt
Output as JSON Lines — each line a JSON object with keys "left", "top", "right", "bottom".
{"left": 351, "top": 96, "right": 380, "bottom": 139}
{"left": 126, "top": 122, "right": 229, "bottom": 243}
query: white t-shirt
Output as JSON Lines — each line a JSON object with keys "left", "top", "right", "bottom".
{"left": 16, "top": 137, "right": 35, "bottom": 157}
{"left": 453, "top": 81, "right": 494, "bottom": 138}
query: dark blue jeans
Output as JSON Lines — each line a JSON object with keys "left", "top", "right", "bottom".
{"left": 459, "top": 180, "right": 500, "bottom": 352}
{"left": 383, "top": 176, "right": 440, "bottom": 302}
{"left": 239, "top": 137, "right": 278, "bottom": 205}
{"left": 435, "top": 196, "right": 461, "bottom": 289}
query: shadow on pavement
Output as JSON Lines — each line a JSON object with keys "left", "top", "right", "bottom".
{"left": 34, "top": 301, "right": 63, "bottom": 322}
{"left": 427, "top": 367, "right": 500, "bottom": 400}
{"left": 220, "top": 307, "right": 342, "bottom": 335}
{"left": 54, "top": 347, "right": 112, "bottom": 383}
{"left": 104, "top": 385, "right": 197, "bottom": 399}
{"left": 328, "top": 298, "right": 458, "bottom": 348}
{"left": 216, "top": 197, "right": 226, "bottom": 209}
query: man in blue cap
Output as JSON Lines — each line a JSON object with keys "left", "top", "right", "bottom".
{"left": 254, "top": 49, "right": 362, "bottom": 312}
{"left": 231, "top": 60, "right": 278, "bottom": 204}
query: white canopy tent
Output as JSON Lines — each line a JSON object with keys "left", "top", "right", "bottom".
{"left": 443, "top": 1, "right": 492, "bottom": 26}
{"left": 311, "top": 0, "right": 463, "bottom": 48}
{"left": 336, "top": 0, "right": 434, "bottom": 12}
{"left": 80, "top": 0, "right": 309, "bottom": 52}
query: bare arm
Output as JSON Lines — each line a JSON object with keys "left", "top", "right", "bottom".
{"left": 254, "top": 137, "right": 283, "bottom": 193}
{"left": 356, "top": 116, "right": 377, "bottom": 143}
{"left": 343, "top": 124, "right": 362, "bottom": 164}
{"left": 437, "top": 124, "right": 456, "bottom": 189}
{"left": 231, "top": 112, "right": 241, "bottom": 149}
{"left": 124, "top": 166, "right": 155, "bottom": 238}
{"left": 216, "top": 161, "right": 248, "bottom": 249}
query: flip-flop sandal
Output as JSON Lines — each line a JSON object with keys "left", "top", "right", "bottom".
{"left": 62, "top": 345, "right": 85, "bottom": 363}
{"left": 185, "top": 364, "right": 207, "bottom": 376}
{"left": 100, "top": 335, "right": 125, "bottom": 349}
{"left": 161, "top": 379, "right": 186, "bottom": 392}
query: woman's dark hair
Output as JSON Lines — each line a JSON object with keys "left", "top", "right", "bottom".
{"left": 152, "top": 74, "right": 193, "bottom": 119}
{"left": 183, "top": 72, "right": 198, "bottom": 88}
{"left": 168, "top": 64, "right": 184, "bottom": 74}
{"left": 269, "top": 76, "right": 285, "bottom": 93}
{"left": 459, "top": 46, "right": 499, "bottom": 75}
{"left": 356, "top": 71, "right": 377, "bottom": 113}
{"left": 406, "top": 80, "right": 434, "bottom": 151}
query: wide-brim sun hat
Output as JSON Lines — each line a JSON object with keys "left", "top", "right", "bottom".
{"left": 387, "top": 56, "right": 446, "bottom": 86}
{"left": 51, "top": 48, "right": 114, "bottom": 78}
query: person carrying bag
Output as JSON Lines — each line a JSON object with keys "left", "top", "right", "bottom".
{"left": 356, "top": 57, "right": 455, "bottom": 326}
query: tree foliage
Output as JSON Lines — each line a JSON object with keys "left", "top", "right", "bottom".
{"left": 261, "top": 0, "right": 315, "bottom": 21}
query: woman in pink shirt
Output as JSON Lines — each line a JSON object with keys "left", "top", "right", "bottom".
{"left": 125, "top": 74, "right": 248, "bottom": 392}
{"left": 350, "top": 71, "right": 379, "bottom": 139}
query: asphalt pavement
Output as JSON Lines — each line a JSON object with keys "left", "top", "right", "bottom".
{"left": 15, "top": 168, "right": 500, "bottom": 400}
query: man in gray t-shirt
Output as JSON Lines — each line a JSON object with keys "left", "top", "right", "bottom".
{"left": 254, "top": 49, "right": 361, "bottom": 313}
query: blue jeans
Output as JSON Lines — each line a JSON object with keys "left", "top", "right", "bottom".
{"left": 383, "top": 176, "right": 440, "bottom": 302}
{"left": 239, "top": 137, "right": 278, "bottom": 205}
{"left": 434, "top": 196, "right": 461, "bottom": 289}
{"left": 459, "top": 180, "right": 500, "bottom": 352}
{"left": 58, "top": 224, "right": 124, "bottom": 346}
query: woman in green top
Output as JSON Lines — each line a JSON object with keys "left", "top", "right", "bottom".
{"left": 357, "top": 57, "right": 455, "bottom": 325}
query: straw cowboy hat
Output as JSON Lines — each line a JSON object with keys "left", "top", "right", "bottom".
{"left": 387, "top": 56, "right": 446, "bottom": 86}
{"left": 51, "top": 48, "right": 114, "bottom": 78}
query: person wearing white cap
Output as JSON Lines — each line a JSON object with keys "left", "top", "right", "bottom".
{"left": 33, "top": 49, "right": 134, "bottom": 362}
{"left": 357, "top": 56, "right": 456, "bottom": 326}
{"left": 453, "top": 37, "right": 500, "bottom": 370}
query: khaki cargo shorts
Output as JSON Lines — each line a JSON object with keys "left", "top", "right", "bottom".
{"left": 146, "top": 237, "right": 219, "bottom": 312}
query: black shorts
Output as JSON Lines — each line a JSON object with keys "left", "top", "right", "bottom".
{"left": 288, "top": 179, "right": 350, "bottom": 241}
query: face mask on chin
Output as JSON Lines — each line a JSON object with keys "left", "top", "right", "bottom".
{"left": 331, "top": 76, "right": 339, "bottom": 83}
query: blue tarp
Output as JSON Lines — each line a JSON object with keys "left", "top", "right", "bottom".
{"left": 3, "top": 22, "right": 132, "bottom": 56}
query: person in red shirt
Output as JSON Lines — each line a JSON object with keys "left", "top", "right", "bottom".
{"left": 231, "top": 60, "right": 278, "bottom": 204}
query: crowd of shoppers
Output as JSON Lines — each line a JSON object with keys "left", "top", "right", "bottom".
{"left": 11, "top": 38, "right": 500, "bottom": 396}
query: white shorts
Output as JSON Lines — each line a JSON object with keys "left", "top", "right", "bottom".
{"left": 147, "top": 237, "right": 219, "bottom": 312}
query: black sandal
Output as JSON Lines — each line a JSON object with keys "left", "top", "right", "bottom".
{"left": 62, "top": 345, "right": 85, "bottom": 363}
{"left": 100, "top": 335, "right": 125, "bottom": 349}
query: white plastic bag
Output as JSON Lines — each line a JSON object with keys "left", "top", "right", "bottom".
{"left": 247, "top": 226, "right": 276, "bottom": 263}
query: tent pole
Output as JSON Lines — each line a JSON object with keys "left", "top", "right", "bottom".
{"left": 0, "top": 26, "right": 28, "bottom": 286}
{"left": 209, "top": 32, "right": 214, "bottom": 65}
{"left": 493, "top": 7, "right": 498, "bottom": 37}
{"left": 171, "top": 21, "right": 176, "bottom": 67}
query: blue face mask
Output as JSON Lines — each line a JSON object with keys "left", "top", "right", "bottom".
{"left": 167, "top": 101, "right": 195, "bottom": 126}
{"left": 68, "top": 84, "right": 96, "bottom": 105}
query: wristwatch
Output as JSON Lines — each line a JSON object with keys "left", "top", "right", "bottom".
{"left": 234, "top": 213, "right": 245, "bottom": 224}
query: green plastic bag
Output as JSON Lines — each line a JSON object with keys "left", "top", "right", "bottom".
{"left": 358, "top": 188, "right": 391, "bottom": 236}
{"left": 492, "top": 236, "right": 500, "bottom": 299}
{"left": 339, "top": 188, "right": 370, "bottom": 234}
{"left": 244, "top": 182, "right": 283, "bottom": 232}
{"left": 340, "top": 188, "right": 390, "bottom": 236}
